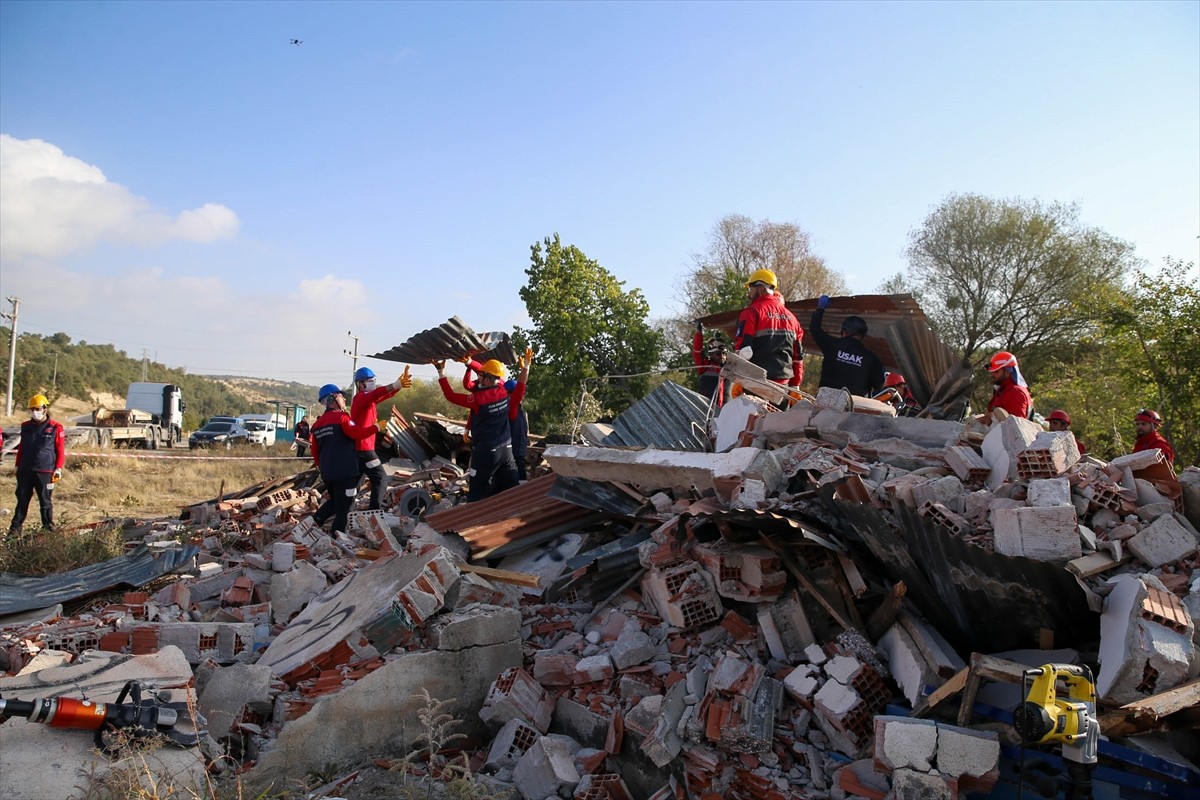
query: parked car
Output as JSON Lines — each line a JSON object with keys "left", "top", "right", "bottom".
{"left": 240, "top": 418, "right": 275, "bottom": 447}
{"left": 189, "top": 421, "right": 250, "bottom": 449}
{"left": 207, "top": 416, "right": 241, "bottom": 426}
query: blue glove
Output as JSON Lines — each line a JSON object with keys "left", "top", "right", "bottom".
{"left": 817, "top": 295, "right": 830, "bottom": 309}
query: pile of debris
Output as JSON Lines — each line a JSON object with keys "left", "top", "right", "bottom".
{"left": 2, "top": 379, "right": 1199, "bottom": 799}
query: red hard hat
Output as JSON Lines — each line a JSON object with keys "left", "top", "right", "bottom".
{"left": 883, "top": 372, "right": 907, "bottom": 388}
{"left": 987, "top": 351, "right": 1018, "bottom": 372}
{"left": 1046, "top": 410, "right": 1071, "bottom": 425}
{"left": 1134, "top": 409, "right": 1162, "bottom": 426}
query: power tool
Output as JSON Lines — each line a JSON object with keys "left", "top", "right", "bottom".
{"left": 1012, "top": 663, "right": 1099, "bottom": 800}
{"left": 0, "top": 679, "right": 201, "bottom": 756}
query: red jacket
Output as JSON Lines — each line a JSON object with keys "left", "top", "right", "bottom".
{"left": 1134, "top": 431, "right": 1175, "bottom": 465}
{"left": 988, "top": 379, "right": 1032, "bottom": 419}
{"left": 15, "top": 417, "right": 66, "bottom": 473}
{"left": 734, "top": 293, "right": 803, "bottom": 385}
{"left": 349, "top": 384, "right": 399, "bottom": 451}
{"left": 310, "top": 408, "right": 377, "bottom": 480}
{"left": 692, "top": 332, "right": 721, "bottom": 377}
{"left": 439, "top": 377, "right": 526, "bottom": 448}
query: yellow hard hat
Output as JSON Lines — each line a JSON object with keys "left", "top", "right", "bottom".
{"left": 479, "top": 359, "right": 506, "bottom": 379}
{"left": 29, "top": 394, "right": 50, "bottom": 409}
{"left": 745, "top": 268, "right": 777, "bottom": 289}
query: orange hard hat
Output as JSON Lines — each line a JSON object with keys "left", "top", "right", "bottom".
{"left": 1046, "top": 409, "right": 1071, "bottom": 425}
{"left": 987, "top": 351, "right": 1018, "bottom": 372}
{"left": 883, "top": 373, "right": 907, "bottom": 388}
{"left": 1134, "top": 409, "right": 1162, "bottom": 426}
{"left": 479, "top": 360, "right": 506, "bottom": 379}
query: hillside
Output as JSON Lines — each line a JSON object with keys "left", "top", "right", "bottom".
{"left": 1, "top": 329, "right": 319, "bottom": 429}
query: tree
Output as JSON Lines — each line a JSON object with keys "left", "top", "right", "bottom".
{"left": 517, "top": 234, "right": 662, "bottom": 432}
{"left": 904, "top": 194, "right": 1136, "bottom": 361}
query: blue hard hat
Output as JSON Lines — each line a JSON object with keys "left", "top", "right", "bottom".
{"left": 354, "top": 366, "right": 376, "bottom": 382}
{"left": 318, "top": 383, "right": 343, "bottom": 402}
{"left": 504, "top": 379, "right": 517, "bottom": 393}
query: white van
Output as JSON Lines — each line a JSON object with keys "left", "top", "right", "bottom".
{"left": 238, "top": 414, "right": 280, "bottom": 447}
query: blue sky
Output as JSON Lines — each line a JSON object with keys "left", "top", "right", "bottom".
{"left": 2, "top": 0, "right": 1197, "bottom": 389}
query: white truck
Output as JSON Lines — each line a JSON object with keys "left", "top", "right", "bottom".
{"left": 238, "top": 413, "right": 283, "bottom": 447}
{"left": 72, "top": 382, "right": 186, "bottom": 449}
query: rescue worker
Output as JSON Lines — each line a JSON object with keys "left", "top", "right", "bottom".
{"left": 293, "top": 416, "right": 311, "bottom": 459}
{"left": 310, "top": 384, "right": 378, "bottom": 535}
{"left": 1132, "top": 409, "right": 1175, "bottom": 465}
{"left": 435, "top": 349, "right": 532, "bottom": 502}
{"left": 9, "top": 394, "right": 66, "bottom": 536}
{"left": 810, "top": 295, "right": 884, "bottom": 397}
{"left": 1046, "top": 409, "right": 1086, "bottom": 455}
{"left": 505, "top": 377, "right": 530, "bottom": 482}
{"left": 692, "top": 321, "right": 728, "bottom": 403}
{"left": 348, "top": 366, "right": 413, "bottom": 509}
{"left": 985, "top": 351, "right": 1032, "bottom": 420}
{"left": 734, "top": 269, "right": 803, "bottom": 388}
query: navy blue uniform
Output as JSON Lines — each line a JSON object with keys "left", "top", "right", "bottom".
{"left": 439, "top": 376, "right": 526, "bottom": 501}
{"left": 810, "top": 307, "right": 884, "bottom": 397}
{"left": 310, "top": 408, "right": 375, "bottom": 534}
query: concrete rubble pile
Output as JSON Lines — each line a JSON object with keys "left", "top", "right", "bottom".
{"left": 2, "top": 394, "right": 1199, "bottom": 800}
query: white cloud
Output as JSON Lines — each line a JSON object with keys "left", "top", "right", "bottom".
{"left": 0, "top": 134, "right": 240, "bottom": 261}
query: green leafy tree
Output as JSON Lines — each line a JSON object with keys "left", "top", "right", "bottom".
{"left": 516, "top": 234, "right": 662, "bottom": 432}
{"left": 904, "top": 194, "right": 1136, "bottom": 361}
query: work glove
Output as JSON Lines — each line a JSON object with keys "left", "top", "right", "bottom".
{"left": 522, "top": 347, "right": 535, "bottom": 369}
{"left": 392, "top": 365, "right": 412, "bottom": 390}
{"left": 737, "top": 346, "right": 753, "bottom": 359}
{"left": 817, "top": 295, "right": 831, "bottom": 309}
{"left": 52, "top": 468, "right": 62, "bottom": 482}
{"left": 376, "top": 419, "right": 388, "bottom": 433}
{"left": 432, "top": 359, "right": 446, "bottom": 376}
{"left": 455, "top": 354, "right": 472, "bottom": 364}
{"left": 694, "top": 319, "right": 703, "bottom": 333}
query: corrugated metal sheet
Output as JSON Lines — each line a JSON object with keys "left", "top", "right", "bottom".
{"left": 368, "top": 317, "right": 518, "bottom": 366}
{"left": 546, "top": 528, "right": 652, "bottom": 603}
{"left": 698, "top": 294, "right": 959, "bottom": 408}
{"left": 425, "top": 474, "right": 601, "bottom": 559}
{"left": 386, "top": 407, "right": 434, "bottom": 464}
{"left": 833, "top": 497, "right": 1098, "bottom": 652}
{"left": 546, "top": 476, "right": 650, "bottom": 519}
{"left": 0, "top": 544, "right": 201, "bottom": 616}
{"left": 600, "top": 381, "right": 710, "bottom": 451}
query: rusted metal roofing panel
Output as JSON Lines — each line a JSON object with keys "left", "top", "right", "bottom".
{"left": 368, "top": 317, "right": 518, "bottom": 366}
{"left": 698, "top": 294, "right": 960, "bottom": 407}
{"left": 425, "top": 474, "right": 599, "bottom": 559}
{"left": 0, "top": 544, "right": 200, "bottom": 616}
{"left": 833, "top": 498, "right": 1098, "bottom": 652}
{"left": 601, "top": 381, "right": 710, "bottom": 451}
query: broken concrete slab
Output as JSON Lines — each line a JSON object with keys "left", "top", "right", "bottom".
{"left": 426, "top": 603, "right": 521, "bottom": 651}
{"left": 545, "top": 444, "right": 782, "bottom": 495}
{"left": 934, "top": 722, "right": 1000, "bottom": 780}
{"left": 1127, "top": 514, "right": 1200, "bottom": 568}
{"left": 0, "top": 647, "right": 202, "bottom": 800}
{"left": 874, "top": 715, "right": 937, "bottom": 771}
{"left": 197, "top": 662, "right": 274, "bottom": 740}
{"left": 981, "top": 415, "right": 1043, "bottom": 489}
{"left": 512, "top": 735, "right": 580, "bottom": 800}
{"left": 1097, "top": 574, "right": 1195, "bottom": 705}
{"left": 992, "top": 505, "right": 1081, "bottom": 563}
{"left": 258, "top": 546, "right": 459, "bottom": 681}
{"left": 250, "top": 640, "right": 521, "bottom": 785}
{"left": 269, "top": 559, "right": 327, "bottom": 624}
{"left": 1027, "top": 477, "right": 1072, "bottom": 508}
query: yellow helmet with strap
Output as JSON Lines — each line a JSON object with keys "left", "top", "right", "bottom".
{"left": 745, "top": 268, "right": 777, "bottom": 289}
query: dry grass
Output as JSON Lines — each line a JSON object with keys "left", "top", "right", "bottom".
{"left": 1, "top": 444, "right": 309, "bottom": 574}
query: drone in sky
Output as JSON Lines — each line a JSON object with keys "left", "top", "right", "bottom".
{"left": 290, "top": 39, "right": 302, "bottom": 46}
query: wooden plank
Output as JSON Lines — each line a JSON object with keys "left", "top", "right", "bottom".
{"left": 911, "top": 662, "right": 970, "bottom": 719}
{"left": 1067, "top": 551, "right": 1126, "bottom": 578}
{"left": 1100, "top": 678, "right": 1200, "bottom": 737}
{"left": 459, "top": 564, "right": 541, "bottom": 589}
{"left": 759, "top": 534, "right": 855, "bottom": 633}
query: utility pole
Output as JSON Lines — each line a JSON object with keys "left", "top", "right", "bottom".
{"left": 344, "top": 332, "right": 360, "bottom": 397}
{"left": 3, "top": 296, "right": 18, "bottom": 416}
{"left": 141, "top": 348, "right": 149, "bottom": 381}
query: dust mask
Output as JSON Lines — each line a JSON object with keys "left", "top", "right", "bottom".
{"left": 31, "top": 409, "right": 46, "bottom": 421}
{"left": 364, "top": 379, "right": 377, "bottom": 392}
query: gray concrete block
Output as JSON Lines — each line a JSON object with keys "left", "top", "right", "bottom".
{"left": 549, "top": 697, "right": 608, "bottom": 750}
{"left": 993, "top": 505, "right": 1081, "bottom": 563}
{"left": 874, "top": 715, "right": 938, "bottom": 772}
{"left": 1097, "top": 574, "right": 1195, "bottom": 704}
{"left": 513, "top": 736, "right": 580, "bottom": 800}
{"left": 269, "top": 560, "right": 328, "bottom": 624}
{"left": 611, "top": 628, "right": 656, "bottom": 670}
{"left": 197, "top": 663, "right": 273, "bottom": 740}
{"left": 935, "top": 723, "right": 1000, "bottom": 778}
{"left": 887, "top": 768, "right": 953, "bottom": 800}
{"left": 1127, "top": 514, "right": 1200, "bottom": 567}
{"left": 1028, "top": 478, "right": 1072, "bottom": 507}
{"left": 425, "top": 604, "right": 521, "bottom": 651}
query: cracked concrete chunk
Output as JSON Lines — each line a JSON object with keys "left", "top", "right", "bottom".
{"left": 874, "top": 715, "right": 938, "bottom": 772}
